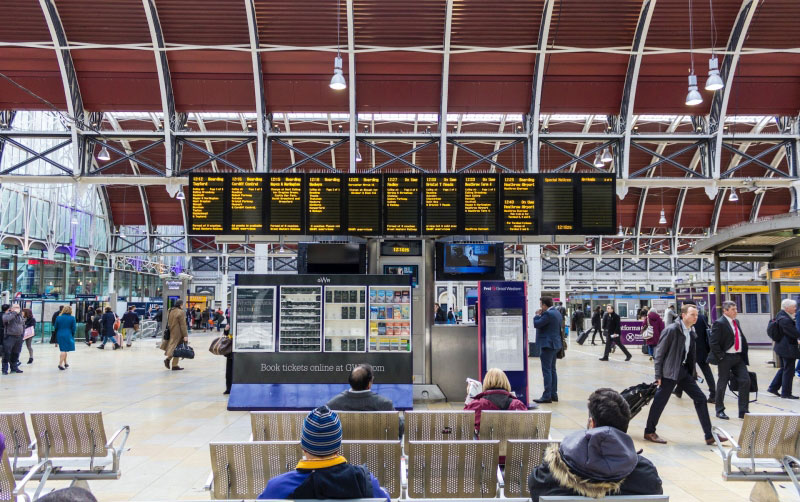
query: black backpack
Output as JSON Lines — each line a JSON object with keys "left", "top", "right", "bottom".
{"left": 767, "top": 318, "right": 781, "bottom": 342}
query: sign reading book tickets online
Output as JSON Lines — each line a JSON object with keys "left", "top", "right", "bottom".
{"left": 189, "top": 173, "right": 616, "bottom": 236}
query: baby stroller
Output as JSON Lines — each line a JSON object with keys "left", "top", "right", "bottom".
{"left": 621, "top": 382, "right": 659, "bottom": 418}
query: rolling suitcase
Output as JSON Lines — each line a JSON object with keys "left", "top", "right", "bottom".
{"left": 576, "top": 330, "right": 589, "bottom": 345}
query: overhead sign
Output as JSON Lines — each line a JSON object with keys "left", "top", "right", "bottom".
{"left": 771, "top": 268, "right": 800, "bottom": 280}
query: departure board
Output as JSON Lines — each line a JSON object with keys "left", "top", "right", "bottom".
{"left": 230, "top": 175, "right": 265, "bottom": 233}
{"left": 501, "top": 174, "right": 536, "bottom": 234}
{"left": 346, "top": 176, "right": 381, "bottom": 234}
{"left": 540, "top": 175, "right": 576, "bottom": 233}
{"left": 189, "top": 175, "right": 225, "bottom": 233}
{"left": 580, "top": 175, "right": 616, "bottom": 233}
{"left": 268, "top": 175, "right": 304, "bottom": 233}
{"left": 462, "top": 174, "right": 498, "bottom": 233}
{"left": 384, "top": 175, "right": 421, "bottom": 234}
{"left": 307, "top": 176, "right": 342, "bottom": 233}
{"left": 423, "top": 175, "right": 459, "bottom": 234}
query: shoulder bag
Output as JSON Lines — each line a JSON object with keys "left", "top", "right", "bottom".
{"left": 173, "top": 342, "right": 195, "bottom": 359}
{"left": 641, "top": 317, "right": 654, "bottom": 340}
{"left": 209, "top": 336, "right": 232, "bottom": 356}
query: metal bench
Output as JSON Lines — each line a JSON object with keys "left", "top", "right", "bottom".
{"left": 501, "top": 439, "right": 560, "bottom": 498}
{"left": 406, "top": 440, "right": 499, "bottom": 498}
{"left": 28, "top": 412, "right": 129, "bottom": 488}
{"left": 340, "top": 441, "right": 402, "bottom": 499}
{"left": 404, "top": 411, "right": 475, "bottom": 447}
{"left": 479, "top": 411, "right": 551, "bottom": 457}
{"left": 337, "top": 411, "right": 401, "bottom": 441}
{"left": 250, "top": 412, "right": 307, "bottom": 442}
{"left": 712, "top": 412, "right": 800, "bottom": 502}
{"left": 539, "top": 497, "right": 669, "bottom": 501}
{"left": 0, "top": 413, "right": 36, "bottom": 474}
{"left": 1, "top": 450, "right": 52, "bottom": 502}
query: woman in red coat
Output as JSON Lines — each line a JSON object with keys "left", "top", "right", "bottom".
{"left": 644, "top": 309, "right": 665, "bottom": 360}
{"left": 465, "top": 368, "right": 528, "bottom": 435}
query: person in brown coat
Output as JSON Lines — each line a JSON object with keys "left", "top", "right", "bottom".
{"left": 161, "top": 299, "right": 189, "bottom": 371}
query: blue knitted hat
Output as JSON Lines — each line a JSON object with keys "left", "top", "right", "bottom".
{"left": 300, "top": 406, "right": 342, "bottom": 457}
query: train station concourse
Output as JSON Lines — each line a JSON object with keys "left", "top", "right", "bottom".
{"left": 1, "top": 1, "right": 800, "bottom": 502}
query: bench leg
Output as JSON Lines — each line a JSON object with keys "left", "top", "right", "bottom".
{"left": 69, "top": 479, "right": 91, "bottom": 492}
{"left": 750, "top": 480, "right": 779, "bottom": 502}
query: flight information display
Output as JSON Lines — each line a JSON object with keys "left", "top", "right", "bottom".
{"left": 346, "top": 176, "right": 381, "bottom": 234}
{"left": 186, "top": 173, "right": 617, "bottom": 236}
{"left": 189, "top": 175, "right": 225, "bottom": 233}
{"left": 540, "top": 175, "right": 576, "bottom": 234}
{"left": 462, "top": 174, "right": 498, "bottom": 233}
{"left": 579, "top": 175, "right": 616, "bottom": 233}
{"left": 422, "top": 175, "right": 459, "bottom": 234}
{"left": 384, "top": 175, "right": 421, "bottom": 234}
{"left": 230, "top": 175, "right": 265, "bottom": 233}
{"left": 307, "top": 176, "right": 343, "bottom": 233}
{"left": 501, "top": 174, "right": 536, "bottom": 234}
{"left": 268, "top": 175, "right": 304, "bottom": 233}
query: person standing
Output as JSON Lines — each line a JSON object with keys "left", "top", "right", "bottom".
{"left": 163, "top": 299, "right": 189, "bottom": 371}
{"left": 571, "top": 308, "right": 586, "bottom": 337}
{"left": 708, "top": 301, "right": 750, "bottom": 419}
{"left": 767, "top": 299, "right": 800, "bottom": 399}
{"left": 154, "top": 306, "right": 163, "bottom": 338}
{"left": 2, "top": 305, "right": 25, "bottom": 374}
{"left": 49, "top": 305, "right": 63, "bottom": 345}
{"left": 644, "top": 308, "right": 664, "bottom": 361}
{"left": 533, "top": 296, "right": 563, "bottom": 404}
{"left": 586, "top": 306, "right": 604, "bottom": 345}
{"left": 22, "top": 308, "right": 36, "bottom": 365}
{"left": 201, "top": 308, "right": 210, "bottom": 332}
{"left": 223, "top": 325, "right": 234, "bottom": 395}
{"left": 664, "top": 305, "right": 677, "bottom": 326}
{"left": 121, "top": 306, "right": 140, "bottom": 347}
{"left": 644, "top": 304, "right": 729, "bottom": 445}
{"left": 434, "top": 303, "right": 446, "bottom": 324}
{"left": 214, "top": 309, "right": 225, "bottom": 332}
{"left": 689, "top": 302, "right": 716, "bottom": 403}
{"left": 54, "top": 306, "right": 76, "bottom": 371}
{"left": 600, "top": 305, "right": 632, "bottom": 361}
{"left": 98, "top": 306, "right": 119, "bottom": 350}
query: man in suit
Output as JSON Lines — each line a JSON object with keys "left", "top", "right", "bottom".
{"left": 708, "top": 301, "right": 750, "bottom": 419}
{"left": 676, "top": 301, "right": 716, "bottom": 404}
{"left": 767, "top": 299, "right": 800, "bottom": 399}
{"left": 533, "top": 296, "right": 563, "bottom": 404}
{"left": 599, "top": 305, "right": 632, "bottom": 362}
{"left": 644, "top": 304, "right": 730, "bottom": 446}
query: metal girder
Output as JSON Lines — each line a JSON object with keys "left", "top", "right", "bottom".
{"left": 274, "top": 139, "right": 345, "bottom": 172}
{"left": 439, "top": 0, "right": 454, "bottom": 173}
{"left": 194, "top": 115, "right": 219, "bottom": 172}
{"left": 89, "top": 139, "right": 165, "bottom": 175}
{"left": 142, "top": 0, "right": 177, "bottom": 177}
{"left": 449, "top": 114, "right": 463, "bottom": 172}
{"left": 179, "top": 138, "right": 253, "bottom": 173}
{"left": 365, "top": 140, "right": 436, "bottom": 173}
{"left": 1, "top": 137, "right": 72, "bottom": 174}
{"left": 629, "top": 140, "right": 708, "bottom": 178}
{"left": 0, "top": 139, "right": 71, "bottom": 175}
{"left": 243, "top": 0, "right": 267, "bottom": 172}
{"left": 751, "top": 146, "right": 787, "bottom": 221}
{"left": 540, "top": 139, "right": 611, "bottom": 172}
{"left": 619, "top": 0, "right": 656, "bottom": 180}
{"left": 671, "top": 116, "right": 709, "bottom": 235}
{"left": 568, "top": 116, "right": 594, "bottom": 172}
{"left": 528, "top": 0, "right": 555, "bottom": 173}
{"left": 346, "top": 0, "right": 357, "bottom": 172}
{"left": 448, "top": 139, "right": 522, "bottom": 173}
{"left": 709, "top": 0, "right": 757, "bottom": 179}
{"left": 720, "top": 141, "right": 790, "bottom": 178}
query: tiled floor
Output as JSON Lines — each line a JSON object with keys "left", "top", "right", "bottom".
{"left": 3, "top": 334, "right": 799, "bottom": 501}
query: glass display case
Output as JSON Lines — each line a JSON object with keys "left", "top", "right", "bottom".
{"left": 324, "top": 286, "right": 367, "bottom": 352}
{"left": 369, "top": 286, "right": 412, "bottom": 352}
{"left": 279, "top": 286, "right": 322, "bottom": 352}
{"left": 233, "top": 286, "right": 276, "bottom": 352}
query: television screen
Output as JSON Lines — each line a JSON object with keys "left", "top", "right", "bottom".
{"left": 298, "top": 243, "right": 366, "bottom": 274}
{"left": 435, "top": 242, "right": 504, "bottom": 280}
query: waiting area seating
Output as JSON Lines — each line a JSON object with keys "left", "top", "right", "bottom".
{"left": 478, "top": 411, "right": 552, "bottom": 456}
{"left": 0, "top": 451, "right": 52, "bottom": 502}
{"left": 251, "top": 411, "right": 401, "bottom": 442}
{"left": 712, "top": 413, "right": 800, "bottom": 502}
{"left": 404, "top": 411, "right": 475, "bottom": 444}
{"left": 539, "top": 497, "right": 669, "bottom": 501}
{"left": 500, "top": 439, "right": 560, "bottom": 498}
{"left": 0, "top": 411, "right": 129, "bottom": 487}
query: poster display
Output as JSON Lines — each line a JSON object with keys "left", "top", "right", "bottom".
{"left": 233, "top": 286, "right": 276, "bottom": 352}
{"left": 485, "top": 312, "right": 524, "bottom": 371}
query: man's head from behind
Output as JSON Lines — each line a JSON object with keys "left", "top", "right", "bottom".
{"left": 348, "top": 364, "right": 374, "bottom": 391}
{"left": 587, "top": 388, "right": 631, "bottom": 433}
{"left": 37, "top": 487, "right": 97, "bottom": 502}
{"left": 300, "top": 406, "right": 342, "bottom": 459}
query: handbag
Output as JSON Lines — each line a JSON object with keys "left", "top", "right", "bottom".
{"left": 173, "top": 342, "right": 195, "bottom": 359}
{"left": 23, "top": 326, "right": 35, "bottom": 340}
{"left": 209, "top": 336, "right": 233, "bottom": 356}
{"left": 728, "top": 371, "right": 758, "bottom": 402}
{"left": 163, "top": 326, "right": 171, "bottom": 340}
{"left": 641, "top": 318, "right": 654, "bottom": 340}
{"left": 556, "top": 328, "right": 567, "bottom": 359}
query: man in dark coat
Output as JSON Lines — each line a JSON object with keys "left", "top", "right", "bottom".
{"left": 708, "top": 300, "right": 750, "bottom": 419}
{"left": 529, "top": 388, "right": 663, "bottom": 501}
{"left": 675, "top": 301, "right": 715, "bottom": 403}
{"left": 767, "top": 299, "right": 800, "bottom": 399}
{"left": 643, "top": 304, "right": 730, "bottom": 445}
{"left": 599, "top": 305, "right": 631, "bottom": 361}
{"left": 571, "top": 309, "right": 585, "bottom": 334}
{"left": 533, "top": 296, "right": 563, "bottom": 404}
{"left": 98, "top": 306, "right": 119, "bottom": 349}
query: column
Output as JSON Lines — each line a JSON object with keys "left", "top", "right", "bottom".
{"left": 107, "top": 259, "right": 116, "bottom": 306}
{"left": 220, "top": 254, "right": 229, "bottom": 312}
{"left": 254, "top": 243, "right": 270, "bottom": 274}
{"left": 525, "top": 244, "right": 542, "bottom": 335}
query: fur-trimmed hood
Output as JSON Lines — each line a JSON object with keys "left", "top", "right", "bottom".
{"left": 544, "top": 426, "right": 638, "bottom": 499}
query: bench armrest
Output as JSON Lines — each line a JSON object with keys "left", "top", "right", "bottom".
{"left": 711, "top": 425, "right": 739, "bottom": 475}
{"left": 13, "top": 459, "right": 52, "bottom": 502}
{"left": 204, "top": 470, "right": 214, "bottom": 492}
{"left": 106, "top": 425, "right": 131, "bottom": 473}
{"left": 782, "top": 455, "right": 800, "bottom": 497}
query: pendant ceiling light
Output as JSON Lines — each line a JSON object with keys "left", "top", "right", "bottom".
{"left": 659, "top": 209, "right": 667, "bottom": 225}
{"left": 355, "top": 144, "right": 362, "bottom": 162}
{"left": 175, "top": 191, "right": 185, "bottom": 200}
{"left": 97, "top": 145, "right": 111, "bottom": 161}
{"left": 705, "top": 0, "right": 724, "bottom": 91}
{"left": 618, "top": 225, "right": 624, "bottom": 237}
{"left": 329, "top": 0, "right": 346, "bottom": 90}
{"left": 728, "top": 187, "right": 739, "bottom": 202}
{"left": 119, "top": 229, "right": 126, "bottom": 239}
{"left": 685, "top": 0, "right": 702, "bottom": 106}
{"left": 601, "top": 147, "right": 613, "bottom": 163}
{"left": 593, "top": 152, "right": 604, "bottom": 168}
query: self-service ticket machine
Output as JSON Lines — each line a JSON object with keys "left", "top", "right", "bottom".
{"left": 162, "top": 278, "right": 188, "bottom": 309}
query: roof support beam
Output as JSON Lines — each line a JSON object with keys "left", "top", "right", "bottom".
{"left": 528, "top": 0, "right": 555, "bottom": 174}
{"left": 619, "top": 0, "right": 657, "bottom": 182}
{"left": 346, "top": 0, "right": 357, "bottom": 173}
{"left": 194, "top": 114, "right": 219, "bottom": 172}
{"left": 709, "top": 0, "right": 757, "bottom": 179}
{"left": 438, "top": 0, "right": 454, "bottom": 173}
{"left": 243, "top": 0, "right": 267, "bottom": 172}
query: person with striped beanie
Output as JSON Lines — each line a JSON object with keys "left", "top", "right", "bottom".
{"left": 258, "top": 406, "right": 390, "bottom": 501}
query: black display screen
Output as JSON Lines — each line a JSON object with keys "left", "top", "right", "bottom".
{"left": 268, "top": 175, "right": 304, "bottom": 233}
{"left": 383, "top": 175, "right": 421, "bottom": 234}
{"left": 307, "top": 175, "right": 343, "bottom": 234}
{"left": 579, "top": 175, "right": 616, "bottom": 234}
{"left": 345, "top": 175, "right": 381, "bottom": 234}
{"left": 501, "top": 174, "right": 536, "bottom": 234}
{"left": 230, "top": 174, "right": 265, "bottom": 233}
{"left": 189, "top": 174, "right": 225, "bottom": 233}
{"left": 462, "top": 174, "right": 498, "bottom": 234}
{"left": 422, "top": 175, "right": 459, "bottom": 234}
{"left": 540, "top": 174, "right": 576, "bottom": 234}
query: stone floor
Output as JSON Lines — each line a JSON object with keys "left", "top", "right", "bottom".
{"left": 2, "top": 333, "right": 800, "bottom": 501}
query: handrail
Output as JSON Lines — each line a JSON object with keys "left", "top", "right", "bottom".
{"left": 13, "top": 459, "right": 52, "bottom": 502}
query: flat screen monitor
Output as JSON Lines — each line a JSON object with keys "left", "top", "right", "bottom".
{"left": 298, "top": 243, "right": 367, "bottom": 274}
{"left": 435, "top": 242, "right": 504, "bottom": 281}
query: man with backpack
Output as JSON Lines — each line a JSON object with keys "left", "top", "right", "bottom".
{"left": 766, "top": 299, "right": 800, "bottom": 399}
